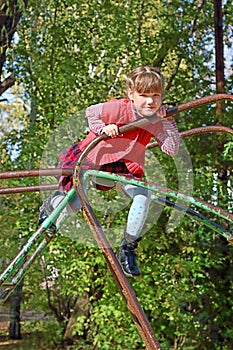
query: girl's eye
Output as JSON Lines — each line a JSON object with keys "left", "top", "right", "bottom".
{"left": 138, "top": 93, "right": 161, "bottom": 98}
{"left": 139, "top": 94, "right": 160, "bottom": 97}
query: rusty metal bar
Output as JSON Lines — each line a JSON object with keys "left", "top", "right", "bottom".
{"left": 147, "top": 125, "right": 233, "bottom": 149}
{"left": 73, "top": 94, "right": 233, "bottom": 171}
{"left": 0, "top": 168, "right": 73, "bottom": 180}
{"left": 166, "top": 93, "right": 233, "bottom": 116}
{"left": 72, "top": 119, "right": 165, "bottom": 348}
{"left": 178, "top": 125, "right": 233, "bottom": 137}
{"left": 0, "top": 169, "right": 72, "bottom": 195}
{"left": 74, "top": 182, "right": 162, "bottom": 349}
{"left": 0, "top": 184, "right": 58, "bottom": 195}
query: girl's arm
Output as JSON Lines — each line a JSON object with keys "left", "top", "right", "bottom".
{"left": 86, "top": 103, "right": 106, "bottom": 135}
{"left": 151, "top": 104, "right": 180, "bottom": 156}
{"left": 86, "top": 103, "right": 119, "bottom": 137}
{"left": 156, "top": 117, "right": 180, "bottom": 156}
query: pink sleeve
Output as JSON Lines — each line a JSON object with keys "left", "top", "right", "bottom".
{"left": 155, "top": 118, "right": 180, "bottom": 156}
{"left": 85, "top": 103, "right": 106, "bottom": 134}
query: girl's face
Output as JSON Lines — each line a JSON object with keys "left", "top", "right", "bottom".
{"left": 128, "top": 90, "right": 162, "bottom": 117}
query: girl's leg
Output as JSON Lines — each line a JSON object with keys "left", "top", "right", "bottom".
{"left": 117, "top": 184, "right": 151, "bottom": 277}
{"left": 38, "top": 190, "right": 84, "bottom": 232}
{"left": 123, "top": 184, "right": 151, "bottom": 239}
{"left": 50, "top": 191, "right": 82, "bottom": 228}
{"left": 51, "top": 192, "right": 82, "bottom": 214}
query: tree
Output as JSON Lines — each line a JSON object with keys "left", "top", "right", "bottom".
{"left": 0, "top": 0, "right": 29, "bottom": 94}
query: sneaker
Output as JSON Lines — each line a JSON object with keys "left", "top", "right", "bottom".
{"left": 116, "top": 239, "right": 141, "bottom": 278}
{"left": 38, "top": 191, "right": 64, "bottom": 233}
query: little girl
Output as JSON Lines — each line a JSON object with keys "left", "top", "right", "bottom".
{"left": 38, "top": 66, "right": 180, "bottom": 278}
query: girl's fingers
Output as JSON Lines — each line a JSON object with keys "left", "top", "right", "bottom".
{"left": 103, "top": 124, "right": 119, "bottom": 137}
{"left": 157, "top": 104, "right": 168, "bottom": 118}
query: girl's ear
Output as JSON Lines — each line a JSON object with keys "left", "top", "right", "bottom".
{"left": 128, "top": 89, "right": 134, "bottom": 101}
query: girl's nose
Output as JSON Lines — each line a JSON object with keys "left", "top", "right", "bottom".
{"left": 147, "top": 96, "right": 154, "bottom": 104}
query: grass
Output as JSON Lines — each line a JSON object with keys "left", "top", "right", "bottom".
{"left": 0, "top": 320, "right": 59, "bottom": 350}
{"left": 0, "top": 330, "right": 50, "bottom": 349}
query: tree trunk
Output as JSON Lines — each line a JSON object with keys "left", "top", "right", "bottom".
{"left": 214, "top": 0, "right": 225, "bottom": 115}
{"left": 63, "top": 293, "right": 90, "bottom": 343}
{"left": 8, "top": 280, "right": 23, "bottom": 340}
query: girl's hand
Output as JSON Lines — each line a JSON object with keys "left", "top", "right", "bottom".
{"left": 102, "top": 124, "right": 119, "bottom": 137}
{"left": 156, "top": 104, "right": 168, "bottom": 119}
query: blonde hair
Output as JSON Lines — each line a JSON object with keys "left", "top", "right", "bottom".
{"left": 127, "top": 66, "right": 164, "bottom": 94}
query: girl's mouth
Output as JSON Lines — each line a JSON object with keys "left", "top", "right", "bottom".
{"left": 137, "top": 106, "right": 156, "bottom": 117}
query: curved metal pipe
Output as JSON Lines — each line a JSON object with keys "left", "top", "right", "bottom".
{"left": 166, "top": 93, "right": 233, "bottom": 116}
{"left": 73, "top": 94, "right": 233, "bottom": 176}
{"left": 0, "top": 168, "right": 73, "bottom": 180}
{"left": 0, "top": 184, "right": 58, "bottom": 195}
{"left": 147, "top": 125, "right": 233, "bottom": 149}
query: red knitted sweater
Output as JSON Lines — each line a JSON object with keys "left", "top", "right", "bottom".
{"left": 79, "top": 99, "right": 167, "bottom": 177}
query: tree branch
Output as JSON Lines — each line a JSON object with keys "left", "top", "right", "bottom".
{"left": 0, "top": 72, "right": 16, "bottom": 95}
